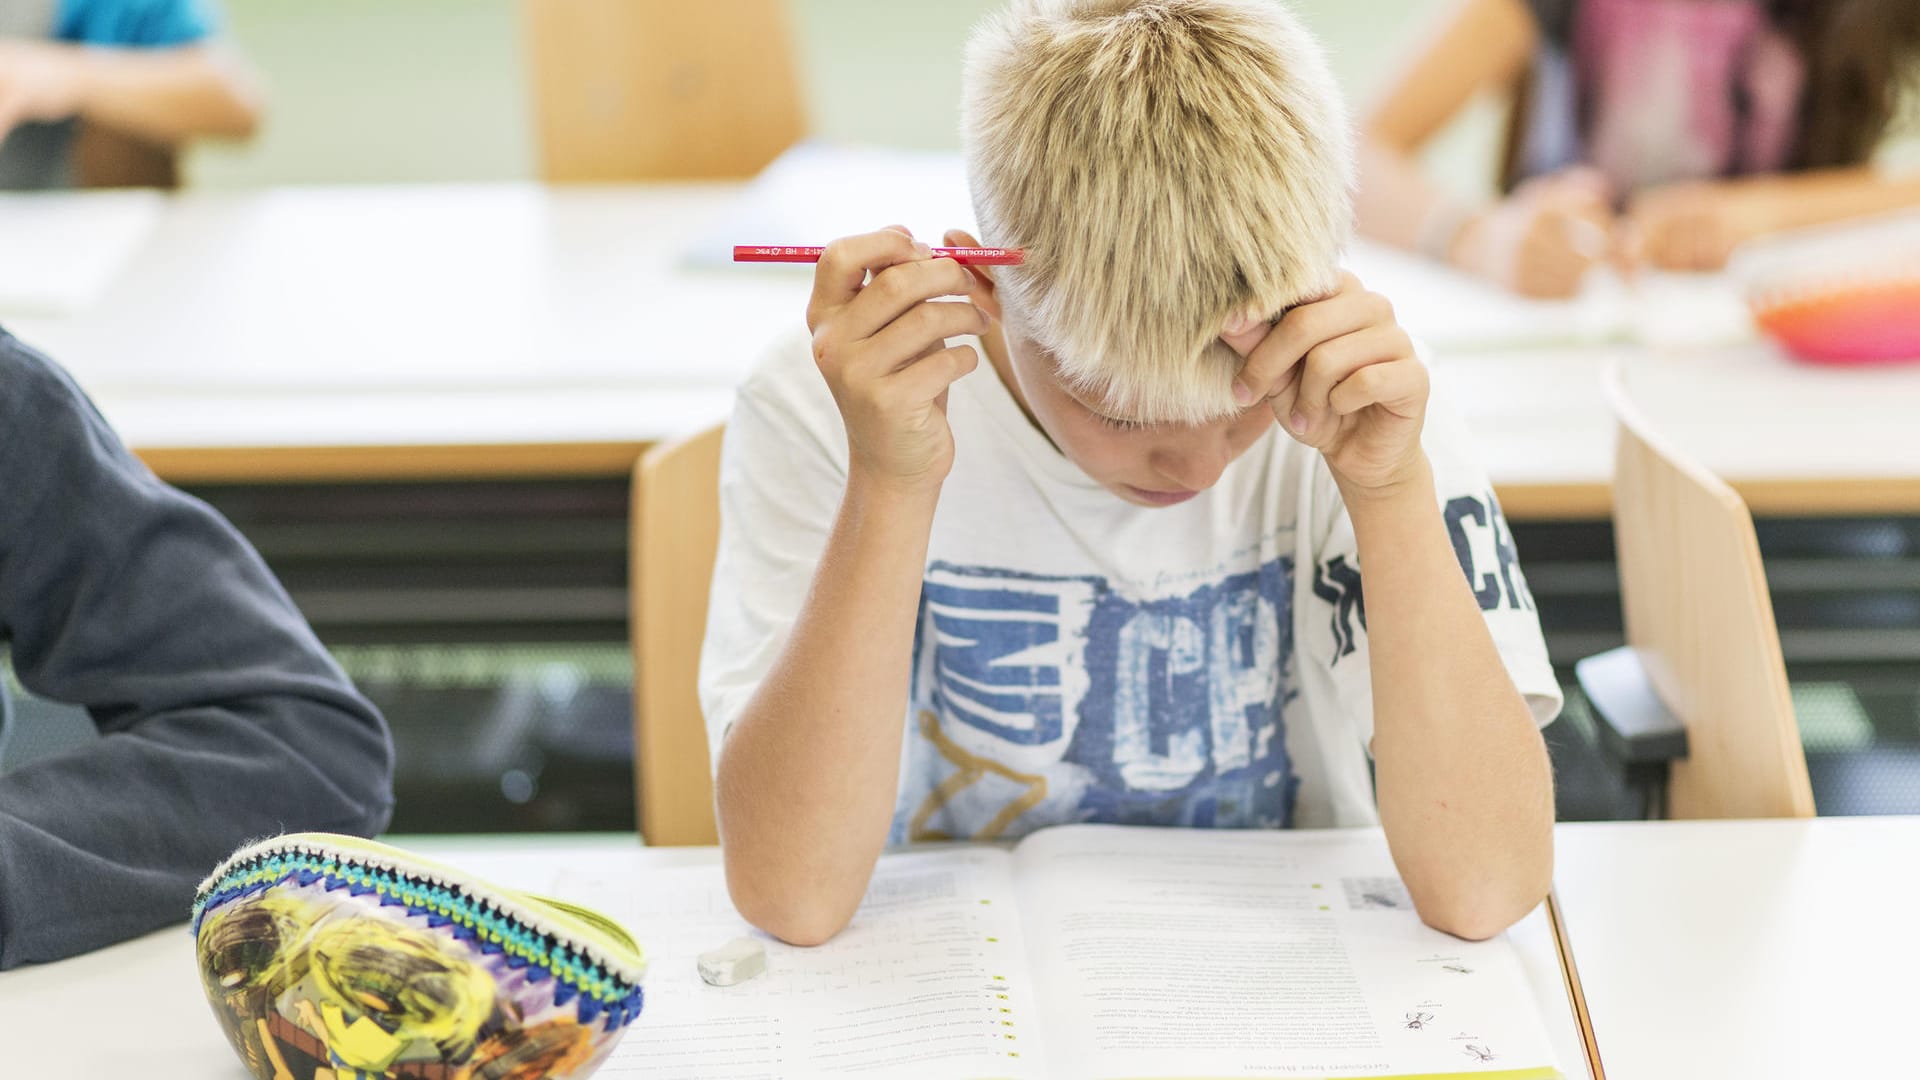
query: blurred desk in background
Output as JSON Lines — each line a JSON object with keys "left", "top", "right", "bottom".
{"left": 6, "top": 184, "right": 806, "bottom": 483}
{"left": 6, "top": 182, "right": 1917, "bottom": 518}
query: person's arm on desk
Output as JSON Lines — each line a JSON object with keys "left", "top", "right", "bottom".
{"left": 1624, "top": 168, "right": 1920, "bottom": 272}
{"left": 0, "top": 330, "right": 392, "bottom": 969}
{"left": 0, "top": 39, "right": 260, "bottom": 146}
{"left": 713, "top": 230, "right": 986, "bottom": 946}
{"left": 1223, "top": 278, "right": 1555, "bottom": 940}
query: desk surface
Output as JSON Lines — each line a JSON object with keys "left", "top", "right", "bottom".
{"left": 10, "top": 818, "right": 1915, "bottom": 1079}
{"left": 1553, "top": 816, "right": 1920, "bottom": 1080}
{"left": 0, "top": 830, "right": 1592, "bottom": 1080}
{"left": 6, "top": 183, "right": 1919, "bottom": 516}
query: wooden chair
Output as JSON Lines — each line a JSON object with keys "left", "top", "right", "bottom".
{"left": 522, "top": 0, "right": 806, "bottom": 181}
{"left": 630, "top": 424, "right": 726, "bottom": 845}
{"left": 1575, "top": 366, "right": 1815, "bottom": 819}
{"left": 74, "top": 125, "right": 180, "bottom": 188}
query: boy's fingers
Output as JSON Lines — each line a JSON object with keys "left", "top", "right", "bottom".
{"left": 1220, "top": 315, "right": 1273, "bottom": 365}
{"left": 881, "top": 343, "right": 981, "bottom": 406}
{"left": 1327, "top": 353, "right": 1430, "bottom": 420}
{"left": 842, "top": 257, "right": 977, "bottom": 342}
{"left": 806, "top": 229, "right": 929, "bottom": 331}
{"left": 1291, "top": 323, "right": 1414, "bottom": 434}
{"left": 857, "top": 300, "right": 991, "bottom": 379}
{"left": 1234, "top": 276, "right": 1380, "bottom": 405}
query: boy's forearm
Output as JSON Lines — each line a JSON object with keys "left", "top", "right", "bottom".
{"left": 73, "top": 46, "right": 261, "bottom": 143}
{"left": 1343, "top": 457, "right": 1554, "bottom": 940}
{"left": 716, "top": 470, "right": 939, "bottom": 945}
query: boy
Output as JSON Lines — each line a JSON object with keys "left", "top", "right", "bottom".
{"left": 0, "top": 328, "right": 393, "bottom": 968}
{"left": 702, "top": 0, "right": 1560, "bottom": 946}
{"left": 2, "top": 0, "right": 259, "bottom": 189}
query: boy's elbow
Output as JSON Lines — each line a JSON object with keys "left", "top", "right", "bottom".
{"left": 1411, "top": 868, "right": 1553, "bottom": 942}
{"left": 724, "top": 863, "right": 857, "bottom": 947}
{"left": 274, "top": 690, "right": 395, "bottom": 837}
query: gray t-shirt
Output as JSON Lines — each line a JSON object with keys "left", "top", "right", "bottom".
{"left": 0, "top": 327, "right": 395, "bottom": 967}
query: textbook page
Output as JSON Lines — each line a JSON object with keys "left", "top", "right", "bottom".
{"left": 1011, "top": 825, "right": 1561, "bottom": 1080}
{"left": 556, "top": 848, "right": 1048, "bottom": 1080}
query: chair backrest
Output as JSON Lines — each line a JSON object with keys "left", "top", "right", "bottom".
{"left": 1607, "top": 367, "right": 1814, "bottom": 818}
{"left": 522, "top": 0, "right": 806, "bottom": 181}
{"left": 74, "top": 125, "right": 179, "bottom": 188}
{"left": 631, "top": 424, "right": 726, "bottom": 845}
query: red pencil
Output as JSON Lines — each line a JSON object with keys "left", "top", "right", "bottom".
{"left": 734, "top": 245, "right": 1024, "bottom": 266}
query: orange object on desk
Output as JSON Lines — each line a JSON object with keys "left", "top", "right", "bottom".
{"left": 1750, "top": 276, "right": 1920, "bottom": 366}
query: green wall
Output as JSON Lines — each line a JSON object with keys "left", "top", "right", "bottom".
{"left": 187, "top": 0, "right": 1511, "bottom": 196}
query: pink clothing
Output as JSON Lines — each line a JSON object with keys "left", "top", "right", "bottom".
{"left": 1523, "top": 0, "right": 1808, "bottom": 195}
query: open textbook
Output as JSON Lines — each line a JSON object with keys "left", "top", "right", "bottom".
{"left": 557, "top": 825, "right": 1567, "bottom": 1080}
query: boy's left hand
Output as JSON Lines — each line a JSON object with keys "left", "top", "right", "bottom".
{"left": 1221, "top": 270, "right": 1428, "bottom": 502}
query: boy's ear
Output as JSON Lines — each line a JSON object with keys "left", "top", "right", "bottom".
{"left": 944, "top": 228, "right": 1003, "bottom": 322}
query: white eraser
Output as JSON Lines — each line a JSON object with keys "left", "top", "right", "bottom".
{"left": 697, "top": 936, "right": 768, "bottom": 987}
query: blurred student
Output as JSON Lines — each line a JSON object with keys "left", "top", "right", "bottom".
{"left": 1357, "top": 0, "right": 1920, "bottom": 296}
{"left": 0, "top": 0, "right": 259, "bottom": 189}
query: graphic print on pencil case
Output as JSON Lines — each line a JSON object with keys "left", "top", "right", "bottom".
{"left": 903, "top": 558, "right": 1300, "bottom": 842}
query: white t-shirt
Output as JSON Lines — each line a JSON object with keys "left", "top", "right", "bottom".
{"left": 700, "top": 332, "right": 1561, "bottom": 842}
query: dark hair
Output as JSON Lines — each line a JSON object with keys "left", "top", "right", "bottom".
{"left": 1770, "top": 0, "right": 1920, "bottom": 168}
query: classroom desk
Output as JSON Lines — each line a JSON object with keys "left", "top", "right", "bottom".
{"left": 1434, "top": 342, "right": 1920, "bottom": 520}
{"left": 0, "top": 830, "right": 1593, "bottom": 1080}
{"left": 5, "top": 184, "right": 804, "bottom": 484}
{"left": 6, "top": 183, "right": 1919, "bottom": 518}
{"left": 1552, "top": 815, "right": 1920, "bottom": 1078}
{"left": 8, "top": 818, "right": 1913, "bottom": 1078}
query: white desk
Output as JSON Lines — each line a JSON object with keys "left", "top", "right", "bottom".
{"left": 1434, "top": 343, "right": 1920, "bottom": 519}
{"left": 0, "top": 830, "right": 1592, "bottom": 1080}
{"left": 5, "top": 183, "right": 1918, "bottom": 516}
{"left": 9, "top": 819, "right": 1911, "bottom": 1078}
{"left": 5, "top": 184, "right": 807, "bottom": 482}
{"left": 1555, "top": 816, "right": 1920, "bottom": 1079}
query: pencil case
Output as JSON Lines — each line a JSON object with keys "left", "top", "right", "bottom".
{"left": 1735, "top": 212, "right": 1920, "bottom": 366}
{"left": 192, "top": 833, "right": 646, "bottom": 1080}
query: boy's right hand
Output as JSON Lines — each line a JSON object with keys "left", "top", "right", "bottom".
{"left": 806, "top": 227, "right": 987, "bottom": 495}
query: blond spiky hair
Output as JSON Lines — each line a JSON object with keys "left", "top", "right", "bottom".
{"left": 964, "top": 0, "right": 1353, "bottom": 426}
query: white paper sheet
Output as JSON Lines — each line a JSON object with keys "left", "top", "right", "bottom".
{"left": 555, "top": 850, "right": 1048, "bottom": 1080}
{"left": 1010, "top": 826, "right": 1562, "bottom": 1080}
{"left": 685, "top": 142, "right": 980, "bottom": 269}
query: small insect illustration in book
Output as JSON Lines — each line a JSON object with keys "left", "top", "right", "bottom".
{"left": 1462, "top": 1044, "right": 1497, "bottom": 1062}
{"left": 1342, "top": 876, "right": 1412, "bottom": 910}
{"left": 1403, "top": 1011, "right": 1434, "bottom": 1030}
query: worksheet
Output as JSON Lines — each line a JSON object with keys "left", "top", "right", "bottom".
{"left": 559, "top": 825, "right": 1563, "bottom": 1080}
{"left": 557, "top": 849, "right": 1048, "bottom": 1080}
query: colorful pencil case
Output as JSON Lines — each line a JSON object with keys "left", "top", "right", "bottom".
{"left": 1735, "top": 212, "right": 1920, "bottom": 366}
{"left": 192, "top": 833, "right": 646, "bottom": 1080}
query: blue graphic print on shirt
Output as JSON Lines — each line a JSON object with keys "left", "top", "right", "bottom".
{"left": 903, "top": 557, "right": 1301, "bottom": 841}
